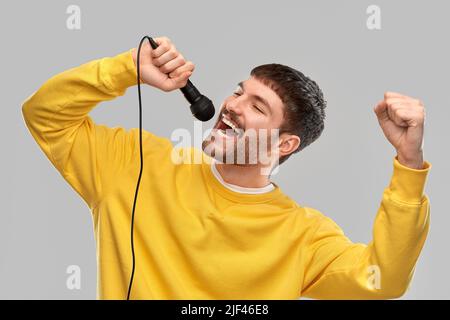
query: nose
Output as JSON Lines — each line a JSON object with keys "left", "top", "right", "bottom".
{"left": 225, "top": 97, "right": 243, "bottom": 116}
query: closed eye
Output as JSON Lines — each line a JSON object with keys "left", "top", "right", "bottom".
{"left": 233, "top": 92, "right": 265, "bottom": 114}
{"left": 253, "top": 105, "right": 264, "bottom": 113}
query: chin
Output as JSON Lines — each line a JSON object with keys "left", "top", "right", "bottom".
{"left": 201, "top": 136, "right": 230, "bottom": 163}
{"left": 202, "top": 136, "right": 259, "bottom": 166}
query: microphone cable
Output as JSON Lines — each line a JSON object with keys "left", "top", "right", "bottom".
{"left": 126, "top": 35, "right": 214, "bottom": 299}
{"left": 127, "top": 35, "right": 152, "bottom": 300}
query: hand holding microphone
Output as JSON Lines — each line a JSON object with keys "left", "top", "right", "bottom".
{"left": 131, "top": 36, "right": 193, "bottom": 92}
{"left": 131, "top": 36, "right": 215, "bottom": 121}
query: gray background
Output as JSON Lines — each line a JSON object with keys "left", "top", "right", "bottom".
{"left": 0, "top": 0, "right": 448, "bottom": 299}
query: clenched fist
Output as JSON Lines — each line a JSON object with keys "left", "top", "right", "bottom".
{"left": 131, "top": 36, "right": 195, "bottom": 92}
{"left": 374, "top": 92, "right": 426, "bottom": 169}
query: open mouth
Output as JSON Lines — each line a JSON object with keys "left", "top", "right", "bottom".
{"left": 214, "top": 113, "right": 245, "bottom": 138}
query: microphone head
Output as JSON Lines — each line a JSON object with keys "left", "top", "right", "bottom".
{"left": 190, "top": 95, "right": 215, "bottom": 121}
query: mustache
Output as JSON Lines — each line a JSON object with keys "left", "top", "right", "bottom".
{"left": 221, "top": 108, "right": 244, "bottom": 129}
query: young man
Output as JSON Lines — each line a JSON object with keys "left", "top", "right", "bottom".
{"left": 22, "top": 36, "right": 431, "bottom": 299}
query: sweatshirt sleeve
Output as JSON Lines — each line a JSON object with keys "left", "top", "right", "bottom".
{"left": 22, "top": 50, "right": 143, "bottom": 211}
{"left": 301, "top": 157, "right": 431, "bottom": 299}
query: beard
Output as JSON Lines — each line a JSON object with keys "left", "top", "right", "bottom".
{"left": 201, "top": 127, "right": 279, "bottom": 167}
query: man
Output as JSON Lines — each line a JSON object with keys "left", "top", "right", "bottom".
{"left": 22, "top": 36, "right": 431, "bottom": 299}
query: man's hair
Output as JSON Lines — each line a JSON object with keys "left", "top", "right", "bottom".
{"left": 250, "top": 63, "right": 326, "bottom": 165}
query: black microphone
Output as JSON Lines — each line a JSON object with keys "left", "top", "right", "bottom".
{"left": 147, "top": 36, "right": 215, "bottom": 122}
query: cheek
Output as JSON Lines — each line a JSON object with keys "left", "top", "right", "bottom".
{"left": 246, "top": 115, "right": 272, "bottom": 130}
{"left": 243, "top": 109, "right": 268, "bottom": 125}
{"left": 243, "top": 121, "right": 275, "bottom": 144}
{"left": 252, "top": 120, "right": 281, "bottom": 144}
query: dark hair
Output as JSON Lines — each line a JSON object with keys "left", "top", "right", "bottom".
{"left": 250, "top": 64, "right": 326, "bottom": 165}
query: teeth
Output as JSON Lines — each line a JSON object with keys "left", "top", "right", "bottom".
{"left": 221, "top": 114, "right": 243, "bottom": 135}
{"left": 222, "top": 115, "right": 236, "bottom": 130}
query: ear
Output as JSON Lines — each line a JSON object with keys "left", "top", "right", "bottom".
{"left": 278, "top": 133, "right": 301, "bottom": 158}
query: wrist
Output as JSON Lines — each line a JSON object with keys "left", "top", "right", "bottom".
{"left": 131, "top": 48, "right": 137, "bottom": 66}
{"left": 397, "top": 151, "right": 424, "bottom": 169}
{"left": 129, "top": 48, "right": 145, "bottom": 84}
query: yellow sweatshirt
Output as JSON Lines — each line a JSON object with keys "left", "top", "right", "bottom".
{"left": 22, "top": 50, "right": 431, "bottom": 300}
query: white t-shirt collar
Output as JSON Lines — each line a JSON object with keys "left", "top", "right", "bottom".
{"left": 210, "top": 159, "right": 275, "bottom": 194}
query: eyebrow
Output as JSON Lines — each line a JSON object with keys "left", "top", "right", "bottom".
{"left": 237, "top": 81, "right": 272, "bottom": 115}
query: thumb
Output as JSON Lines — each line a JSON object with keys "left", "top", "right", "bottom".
{"left": 172, "top": 71, "right": 193, "bottom": 88}
{"left": 161, "top": 71, "right": 192, "bottom": 92}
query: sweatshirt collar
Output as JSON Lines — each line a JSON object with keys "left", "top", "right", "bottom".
{"left": 201, "top": 156, "right": 282, "bottom": 204}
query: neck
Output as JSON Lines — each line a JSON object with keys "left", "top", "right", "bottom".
{"left": 215, "top": 162, "right": 272, "bottom": 188}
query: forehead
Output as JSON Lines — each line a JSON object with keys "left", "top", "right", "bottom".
{"left": 241, "top": 77, "right": 284, "bottom": 116}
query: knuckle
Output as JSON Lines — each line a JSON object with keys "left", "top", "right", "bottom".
{"left": 158, "top": 43, "right": 168, "bottom": 51}
{"left": 186, "top": 61, "right": 195, "bottom": 70}
{"left": 166, "top": 49, "right": 174, "bottom": 58}
{"left": 389, "top": 102, "right": 400, "bottom": 109}
{"left": 159, "top": 65, "right": 168, "bottom": 73}
{"left": 419, "top": 105, "right": 425, "bottom": 114}
{"left": 418, "top": 108, "right": 425, "bottom": 119}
